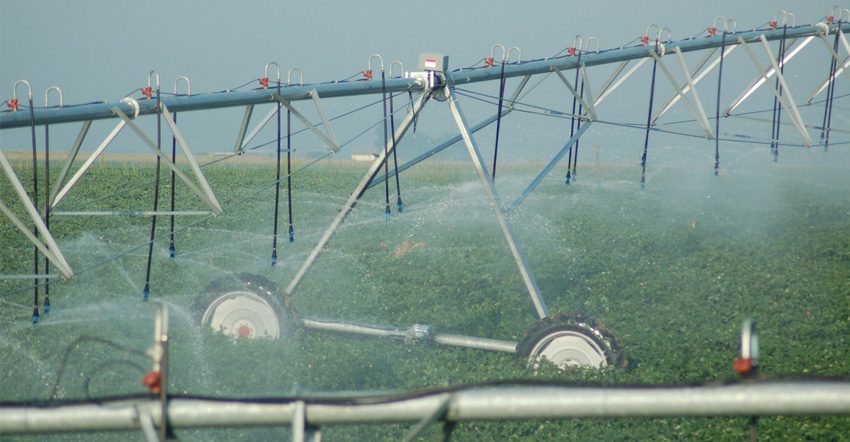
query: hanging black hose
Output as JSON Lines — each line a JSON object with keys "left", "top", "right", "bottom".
{"left": 492, "top": 58, "right": 507, "bottom": 180}
{"left": 573, "top": 70, "right": 585, "bottom": 181}
{"left": 566, "top": 57, "right": 580, "bottom": 185}
{"left": 389, "top": 92, "right": 403, "bottom": 213}
{"left": 566, "top": 51, "right": 584, "bottom": 185}
{"left": 27, "top": 92, "right": 40, "bottom": 325}
{"left": 168, "top": 112, "right": 177, "bottom": 259}
{"left": 770, "top": 25, "right": 788, "bottom": 162}
{"left": 271, "top": 79, "right": 283, "bottom": 267}
{"left": 641, "top": 43, "right": 660, "bottom": 189}
{"left": 408, "top": 91, "right": 417, "bottom": 133}
{"left": 714, "top": 30, "right": 728, "bottom": 176}
{"left": 143, "top": 84, "right": 162, "bottom": 301}
{"left": 287, "top": 106, "right": 294, "bottom": 243}
{"left": 820, "top": 19, "right": 841, "bottom": 151}
{"left": 43, "top": 119, "right": 51, "bottom": 317}
{"left": 380, "top": 68, "right": 391, "bottom": 220}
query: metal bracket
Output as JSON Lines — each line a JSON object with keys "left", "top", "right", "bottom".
{"left": 652, "top": 44, "right": 740, "bottom": 124}
{"left": 49, "top": 121, "right": 91, "bottom": 206}
{"left": 51, "top": 119, "right": 125, "bottom": 207}
{"left": 0, "top": 149, "right": 74, "bottom": 279}
{"left": 112, "top": 106, "right": 224, "bottom": 213}
{"left": 233, "top": 105, "right": 254, "bottom": 154}
{"left": 272, "top": 90, "right": 340, "bottom": 153}
{"left": 725, "top": 36, "right": 813, "bottom": 115}
{"left": 734, "top": 36, "right": 812, "bottom": 146}
{"left": 593, "top": 58, "right": 650, "bottom": 107}
{"left": 553, "top": 66, "right": 597, "bottom": 121}
{"left": 805, "top": 25, "right": 850, "bottom": 104}
{"left": 648, "top": 48, "right": 713, "bottom": 138}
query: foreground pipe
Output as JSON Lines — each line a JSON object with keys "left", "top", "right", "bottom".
{"left": 3, "top": 381, "right": 850, "bottom": 434}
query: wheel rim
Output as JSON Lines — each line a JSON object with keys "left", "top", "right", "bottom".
{"left": 201, "top": 290, "right": 280, "bottom": 339}
{"left": 528, "top": 330, "right": 608, "bottom": 369}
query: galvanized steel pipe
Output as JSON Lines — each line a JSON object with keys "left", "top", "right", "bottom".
{"left": 2, "top": 23, "right": 848, "bottom": 130}
{"left": 3, "top": 381, "right": 850, "bottom": 434}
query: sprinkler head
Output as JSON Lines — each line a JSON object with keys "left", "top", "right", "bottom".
{"left": 169, "top": 246, "right": 175, "bottom": 259}
{"left": 44, "top": 297, "right": 50, "bottom": 317}
{"left": 32, "top": 308, "right": 40, "bottom": 327}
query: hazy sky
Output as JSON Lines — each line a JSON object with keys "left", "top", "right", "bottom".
{"left": 0, "top": 0, "right": 842, "bottom": 157}
{"left": 2, "top": 0, "right": 834, "bottom": 100}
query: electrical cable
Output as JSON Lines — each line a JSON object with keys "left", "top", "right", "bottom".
{"left": 49, "top": 335, "right": 148, "bottom": 401}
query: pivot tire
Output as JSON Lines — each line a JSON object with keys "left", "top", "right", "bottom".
{"left": 194, "top": 273, "right": 296, "bottom": 340}
{"left": 517, "top": 313, "right": 626, "bottom": 370}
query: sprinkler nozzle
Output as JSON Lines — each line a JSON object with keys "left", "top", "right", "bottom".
{"left": 169, "top": 245, "right": 175, "bottom": 259}
{"left": 397, "top": 197, "right": 404, "bottom": 213}
{"left": 143, "top": 284, "right": 150, "bottom": 302}
{"left": 43, "top": 296, "right": 50, "bottom": 317}
{"left": 271, "top": 250, "right": 278, "bottom": 267}
{"left": 32, "top": 307, "right": 39, "bottom": 327}
{"left": 289, "top": 226, "right": 294, "bottom": 243}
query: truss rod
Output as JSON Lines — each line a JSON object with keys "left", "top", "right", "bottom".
{"left": 447, "top": 87, "right": 549, "bottom": 319}
{"left": 284, "top": 93, "right": 429, "bottom": 297}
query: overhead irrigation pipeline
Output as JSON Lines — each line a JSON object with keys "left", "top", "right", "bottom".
{"left": 2, "top": 22, "right": 848, "bottom": 130}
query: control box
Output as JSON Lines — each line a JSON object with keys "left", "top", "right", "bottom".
{"left": 418, "top": 53, "right": 449, "bottom": 73}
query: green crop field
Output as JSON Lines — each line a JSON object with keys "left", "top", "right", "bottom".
{"left": 1, "top": 150, "right": 849, "bottom": 440}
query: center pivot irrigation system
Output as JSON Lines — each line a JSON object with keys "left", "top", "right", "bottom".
{"left": 2, "top": 8, "right": 850, "bottom": 439}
